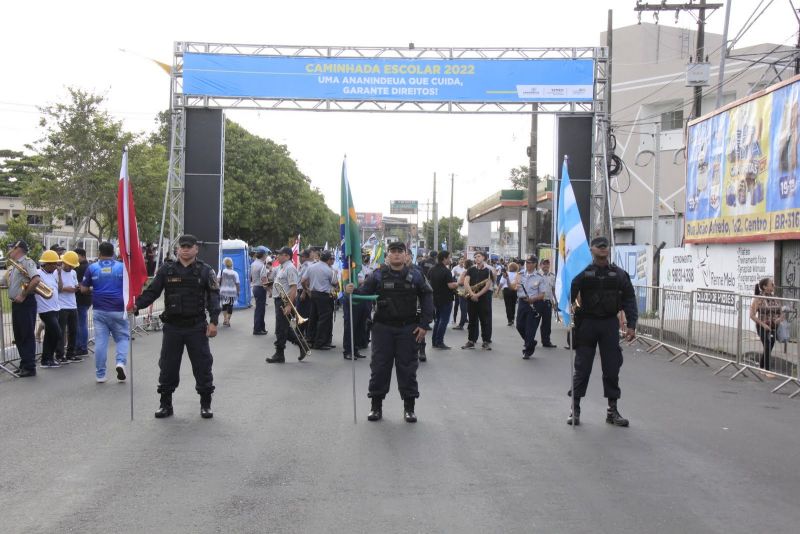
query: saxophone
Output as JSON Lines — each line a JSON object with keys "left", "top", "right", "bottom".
{"left": 7, "top": 257, "right": 54, "bottom": 299}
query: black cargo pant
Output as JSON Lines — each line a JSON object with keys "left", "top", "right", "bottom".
{"left": 571, "top": 316, "right": 623, "bottom": 399}
{"left": 368, "top": 322, "right": 419, "bottom": 400}
{"left": 157, "top": 321, "right": 215, "bottom": 395}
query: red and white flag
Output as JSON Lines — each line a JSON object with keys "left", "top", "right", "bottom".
{"left": 292, "top": 234, "right": 301, "bottom": 267}
{"left": 117, "top": 148, "right": 148, "bottom": 311}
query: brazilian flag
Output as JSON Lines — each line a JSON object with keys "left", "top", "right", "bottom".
{"left": 340, "top": 158, "right": 362, "bottom": 287}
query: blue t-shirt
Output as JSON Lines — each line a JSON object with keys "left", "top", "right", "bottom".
{"left": 81, "top": 259, "right": 125, "bottom": 312}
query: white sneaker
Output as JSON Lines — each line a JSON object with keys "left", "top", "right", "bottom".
{"left": 96, "top": 375, "right": 107, "bottom": 383}
{"left": 116, "top": 364, "right": 127, "bottom": 382}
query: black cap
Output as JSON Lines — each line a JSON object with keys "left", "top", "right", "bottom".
{"left": 50, "top": 244, "right": 66, "bottom": 252}
{"left": 525, "top": 255, "right": 539, "bottom": 263}
{"left": 590, "top": 236, "right": 610, "bottom": 247}
{"left": 10, "top": 239, "right": 29, "bottom": 252}
{"left": 320, "top": 251, "right": 332, "bottom": 262}
{"left": 178, "top": 234, "right": 198, "bottom": 246}
{"left": 277, "top": 246, "right": 293, "bottom": 256}
{"left": 387, "top": 241, "right": 406, "bottom": 251}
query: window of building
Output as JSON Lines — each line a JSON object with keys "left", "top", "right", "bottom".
{"left": 27, "top": 214, "right": 43, "bottom": 225}
{"left": 660, "top": 109, "right": 684, "bottom": 131}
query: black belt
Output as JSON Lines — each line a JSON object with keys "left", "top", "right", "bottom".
{"left": 375, "top": 319, "right": 417, "bottom": 327}
{"left": 311, "top": 290, "right": 332, "bottom": 296}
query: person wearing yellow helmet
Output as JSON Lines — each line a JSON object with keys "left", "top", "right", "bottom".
{"left": 56, "top": 251, "right": 82, "bottom": 363}
{"left": 36, "top": 249, "right": 63, "bottom": 368}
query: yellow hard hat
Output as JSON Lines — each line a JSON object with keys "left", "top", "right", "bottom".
{"left": 61, "top": 251, "right": 80, "bottom": 268}
{"left": 39, "top": 250, "right": 60, "bottom": 264}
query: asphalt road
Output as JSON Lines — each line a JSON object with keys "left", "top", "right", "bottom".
{"left": 1, "top": 299, "right": 798, "bottom": 533}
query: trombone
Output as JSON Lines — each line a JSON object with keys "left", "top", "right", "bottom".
{"left": 6, "top": 257, "right": 54, "bottom": 299}
{"left": 274, "top": 280, "right": 311, "bottom": 358}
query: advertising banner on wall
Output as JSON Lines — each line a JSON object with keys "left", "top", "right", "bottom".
{"left": 356, "top": 212, "right": 383, "bottom": 230}
{"left": 183, "top": 54, "right": 595, "bottom": 104}
{"left": 659, "top": 242, "right": 775, "bottom": 325}
{"left": 614, "top": 245, "right": 653, "bottom": 311}
{"left": 685, "top": 75, "right": 800, "bottom": 242}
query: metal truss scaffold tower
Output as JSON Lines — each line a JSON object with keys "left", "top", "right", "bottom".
{"left": 162, "top": 42, "right": 611, "bottom": 249}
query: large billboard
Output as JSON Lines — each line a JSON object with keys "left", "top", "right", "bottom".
{"left": 357, "top": 212, "right": 383, "bottom": 230}
{"left": 685, "top": 75, "right": 800, "bottom": 242}
{"left": 183, "top": 54, "right": 594, "bottom": 103}
{"left": 390, "top": 200, "right": 419, "bottom": 215}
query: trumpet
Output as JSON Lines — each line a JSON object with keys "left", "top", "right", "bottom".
{"left": 457, "top": 277, "right": 491, "bottom": 298}
{"left": 7, "top": 256, "right": 54, "bottom": 299}
{"left": 274, "top": 280, "right": 311, "bottom": 358}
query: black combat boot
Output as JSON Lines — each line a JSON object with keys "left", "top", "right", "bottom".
{"left": 155, "top": 393, "right": 173, "bottom": 419}
{"left": 403, "top": 399, "right": 417, "bottom": 423}
{"left": 418, "top": 347, "right": 427, "bottom": 362}
{"left": 266, "top": 350, "right": 285, "bottom": 364}
{"left": 367, "top": 397, "right": 383, "bottom": 421}
{"left": 566, "top": 400, "right": 580, "bottom": 426}
{"left": 200, "top": 393, "right": 213, "bottom": 419}
{"left": 606, "top": 399, "right": 629, "bottom": 427}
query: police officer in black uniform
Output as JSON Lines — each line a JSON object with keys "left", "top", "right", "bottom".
{"left": 135, "top": 234, "right": 221, "bottom": 419}
{"left": 345, "top": 241, "right": 433, "bottom": 423}
{"left": 568, "top": 236, "right": 637, "bottom": 427}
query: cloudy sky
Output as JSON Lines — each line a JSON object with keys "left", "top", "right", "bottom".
{"left": 1, "top": 0, "right": 795, "bottom": 230}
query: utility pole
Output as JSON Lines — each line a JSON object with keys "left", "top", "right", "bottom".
{"left": 694, "top": 0, "right": 707, "bottom": 118}
{"left": 651, "top": 122, "right": 661, "bottom": 250}
{"left": 634, "top": 1, "right": 723, "bottom": 118}
{"left": 433, "top": 173, "right": 439, "bottom": 252}
{"left": 716, "top": 0, "right": 732, "bottom": 108}
{"left": 527, "top": 106, "right": 538, "bottom": 256}
{"left": 449, "top": 173, "right": 454, "bottom": 252}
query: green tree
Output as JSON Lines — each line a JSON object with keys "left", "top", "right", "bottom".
{"left": 422, "top": 216, "right": 465, "bottom": 253}
{"left": 24, "top": 88, "right": 134, "bottom": 241}
{"left": 0, "top": 212, "right": 44, "bottom": 262}
{"left": 509, "top": 165, "right": 552, "bottom": 192}
{"left": 223, "top": 120, "right": 339, "bottom": 247}
{"left": 0, "top": 149, "right": 43, "bottom": 196}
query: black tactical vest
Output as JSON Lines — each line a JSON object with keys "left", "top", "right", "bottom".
{"left": 373, "top": 266, "right": 419, "bottom": 324}
{"left": 163, "top": 261, "right": 208, "bottom": 321}
{"left": 579, "top": 264, "right": 622, "bottom": 318}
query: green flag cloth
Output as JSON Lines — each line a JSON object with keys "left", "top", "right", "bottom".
{"left": 340, "top": 158, "right": 362, "bottom": 287}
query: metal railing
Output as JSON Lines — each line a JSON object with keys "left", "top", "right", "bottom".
{"left": 0, "top": 285, "right": 164, "bottom": 377}
{"left": 631, "top": 285, "right": 800, "bottom": 399}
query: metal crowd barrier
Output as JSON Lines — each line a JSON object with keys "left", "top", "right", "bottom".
{"left": 0, "top": 284, "right": 165, "bottom": 378}
{"left": 631, "top": 285, "right": 800, "bottom": 399}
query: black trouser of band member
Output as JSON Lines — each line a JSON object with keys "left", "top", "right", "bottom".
{"left": 39, "top": 311, "right": 62, "bottom": 361}
{"left": 572, "top": 316, "right": 623, "bottom": 399}
{"left": 368, "top": 322, "right": 419, "bottom": 400}
{"left": 252, "top": 285, "right": 267, "bottom": 332}
{"left": 502, "top": 288, "right": 517, "bottom": 323}
{"left": 274, "top": 297, "right": 293, "bottom": 351}
{"left": 343, "top": 297, "right": 371, "bottom": 355}
{"left": 516, "top": 300, "right": 541, "bottom": 354}
{"left": 157, "top": 321, "right": 214, "bottom": 395}
{"left": 57, "top": 308, "right": 78, "bottom": 358}
{"left": 296, "top": 291, "right": 312, "bottom": 334}
{"left": 539, "top": 300, "right": 553, "bottom": 345}
{"left": 467, "top": 294, "right": 492, "bottom": 343}
{"left": 12, "top": 295, "right": 38, "bottom": 371}
{"left": 310, "top": 291, "right": 334, "bottom": 348}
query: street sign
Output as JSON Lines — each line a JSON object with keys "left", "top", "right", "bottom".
{"left": 390, "top": 200, "right": 418, "bottom": 215}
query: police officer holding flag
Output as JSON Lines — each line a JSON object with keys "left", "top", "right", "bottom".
{"left": 345, "top": 241, "right": 433, "bottom": 423}
{"left": 135, "top": 234, "right": 220, "bottom": 420}
{"left": 568, "top": 236, "right": 637, "bottom": 427}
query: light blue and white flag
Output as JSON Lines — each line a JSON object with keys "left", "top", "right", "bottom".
{"left": 555, "top": 156, "right": 592, "bottom": 326}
